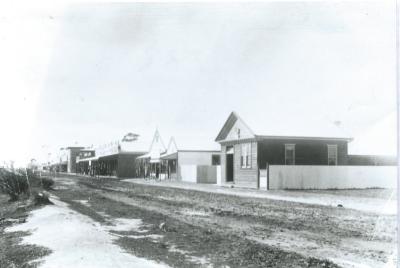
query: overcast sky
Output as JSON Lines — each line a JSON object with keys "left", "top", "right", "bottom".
{"left": 0, "top": 1, "right": 397, "bottom": 165}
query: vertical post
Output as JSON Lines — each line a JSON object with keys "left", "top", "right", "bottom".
{"left": 25, "top": 168, "right": 31, "bottom": 197}
{"left": 266, "top": 162, "right": 269, "bottom": 190}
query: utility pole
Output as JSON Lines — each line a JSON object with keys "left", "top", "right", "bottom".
{"left": 25, "top": 168, "right": 32, "bottom": 197}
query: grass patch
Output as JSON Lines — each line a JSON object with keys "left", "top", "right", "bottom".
{"left": 0, "top": 193, "right": 52, "bottom": 268}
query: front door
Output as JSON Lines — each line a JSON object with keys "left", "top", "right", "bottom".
{"left": 226, "top": 146, "right": 234, "bottom": 182}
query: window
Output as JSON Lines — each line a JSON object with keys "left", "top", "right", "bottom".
{"left": 327, "top": 145, "right": 338, "bottom": 165}
{"left": 285, "top": 144, "right": 295, "bottom": 165}
{"left": 212, "top": 154, "right": 221, "bottom": 165}
{"left": 241, "top": 143, "right": 252, "bottom": 168}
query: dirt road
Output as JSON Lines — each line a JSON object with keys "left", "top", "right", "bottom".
{"left": 6, "top": 175, "right": 395, "bottom": 267}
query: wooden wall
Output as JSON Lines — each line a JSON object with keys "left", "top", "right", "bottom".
{"left": 117, "top": 154, "right": 142, "bottom": 178}
{"left": 233, "top": 142, "right": 258, "bottom": 188}
{"left": 257, "top": 139, "right": 348, "bottom": 168}
{"left": 220, "top": 141, "right": 259, "bottom": 189}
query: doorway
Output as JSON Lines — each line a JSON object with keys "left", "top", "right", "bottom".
{"left": 226, "top": 146, "right": 234, "bottom": 182}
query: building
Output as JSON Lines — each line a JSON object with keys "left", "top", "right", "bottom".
{"left": 215, "top": 112, "right": 352, "bottom": 188}
{"left": 76, "top": 134, "right": 147, "bottom": 178}
{"left": 48, "top": 146, "right": 85, "bottom": 173}
{"left": 136, "top": 129, "right": 167, "bottom": 178}
{"left": 160, "top": 137, "right": 221, "bottom": 183}
{"left": 65, "top": 147, "right": 86, "bottom": 173}
{"left": 75, "top": 149, "right": 96, "bottom": 175}
{"left": 347, "top": 154, "right": 397, "bottom": 166}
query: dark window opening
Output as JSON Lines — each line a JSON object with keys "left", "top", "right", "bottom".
{"left": 212, "top": 154, "right": 221, "bottom": 165}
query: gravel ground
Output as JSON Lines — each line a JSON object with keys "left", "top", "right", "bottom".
{"left": 59, "top": 175, "right": 396, "bottom": 267}
{"left": 123, "top": 179, "right": 397, "bottom": 215}
{"left": 53, "top": 176, "right": 342, "bottom": 267}
{"left": 3, "top": 174, "right": 396, "bottom": 267}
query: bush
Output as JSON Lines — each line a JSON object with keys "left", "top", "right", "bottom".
{"left": 0, "top": 168, "right": 55, "bottom": 202}
{"left": 33, "top": 191, "right": 53, "bottom": 206}
{"left": 41, "top": 177, "right": 54, "bottom": 190}
{"left": 0, "top": 169, "right": 30, "bottom": 201}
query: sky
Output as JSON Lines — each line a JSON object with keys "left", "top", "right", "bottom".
{"left": 0, "top": 1, "right": 397, "bottom": 166}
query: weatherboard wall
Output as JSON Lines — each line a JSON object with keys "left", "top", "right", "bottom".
{"left": 233, "top": 141, "right": 258, "bottom": 188}
{"left": 257, "top": 139, "right": 348, "bottom": 168}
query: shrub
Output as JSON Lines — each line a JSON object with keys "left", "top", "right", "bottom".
{"left": 41, "top": 177, "right": 54, "bottom": 190}
{"left": 0, "top": 168, "right": 30, "bottom": 201}
{"left": 33, "top": 191, "right": 53, "bottom": 206}
{"left": 0, "top": 168, "right": 55, "bottom": 202}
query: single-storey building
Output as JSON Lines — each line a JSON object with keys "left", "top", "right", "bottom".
{"left": 76, "top": 134, "right": 147, "bottom": 178}
{"left": 160, "top": 137, "right": 221, "bottom": 183}
{"left": 75, "top": 149, "right": 96, "bottom": 175}
{"left": 215, "top": 112, "right": 353, "bottom": 189}
{"left": 347, "top": 154, "right": 397, "bottom": 166}
{"left": 136, "top": 129, "right": 167, "bottom": 178}
{"left": 49, "top": 146, "right": 85, "bottom": 173}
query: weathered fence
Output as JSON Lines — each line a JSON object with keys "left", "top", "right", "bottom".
{"left": 180, "top": 165, "right": 220, "bottom": 184}
{"left": 264, "top": 165, "right": 397, "bottom": 190}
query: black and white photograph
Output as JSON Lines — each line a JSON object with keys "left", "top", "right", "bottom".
{"left": 0, "top": 1, "right": 398, "bottom": 267}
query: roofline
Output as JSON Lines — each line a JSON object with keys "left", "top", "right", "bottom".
{"left": 347, "top": 153, "right": 398, "bottom": 158}
{"left": 96, "top": 151, "right": 147, "bottom": 159}
{"left": 161, "top": 150, "right": 221, "bottom": 159}
{"left": 76, "top": 156, "right": 99, "bottom": 163}
{"left": 177, "top": 150, "right": 221, "bottom": 153}
{"left": 160, "top": 152, "right": 178, "bottom": 159}
{"left": 118, "top": 150, "right": 148, "bottom": 154}
{"left": 215, "top": 111, "right": 239, "bottom": 142}
{"left": 255, "top": 135, "right": 353, "bottom": 142}
{"left": 218, "top": 138, "right": 257, "bottom": 145}
{"left": 119, "top": 151, "right": 148, "bottom": 155}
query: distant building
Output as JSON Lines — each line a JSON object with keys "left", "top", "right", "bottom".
{"left": 136, "top": 129, "right": 167, "bottom": 178}
{"left": 160, "top": 137, "right": 221, "bottom": 183}
{"left": 48, "top": 146, "right": 84, "bottom": 173}
{"left": 76, "top": 134, "right": 147, "bottom": 178}
{"left": 347, "top": 154, "right": 397, "bottom": 166}
{"left": 75, "top": 149, "right": 96, "bottom": 175}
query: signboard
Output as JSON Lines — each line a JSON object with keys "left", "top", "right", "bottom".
{"left": 95, "top": 141, "right": 120, "bottom": 157}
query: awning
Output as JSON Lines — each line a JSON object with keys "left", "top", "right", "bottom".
{"left": 137, "top": 153, "right": 151, "bottom": 159}
{"left": 76, "top": 156, "right": 99, "bottom": 163}
{"left": 160, "top": 152, "right": 178, "bottom": 160}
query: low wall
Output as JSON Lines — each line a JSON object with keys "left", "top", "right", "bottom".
{"left": 268, "top": 165, "right": 397, "bottom": 190}
{"left": 180, "top": 165, "right": 197, "bottom": 183}
{"left": 180, "top": 165, "right": 219, "bottom": 184}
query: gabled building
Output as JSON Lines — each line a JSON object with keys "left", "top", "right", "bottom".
{"left": 215, "top": 112, "right": 352, "bottom": 188}
{"left": 160, "top": 137, "right": 178, "bottom": 179}
{"left": 161, "top": 137, "right": 221, "bottom": 183}
{"left": 136, "top": 129, "right": 167, "bottom": 178}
